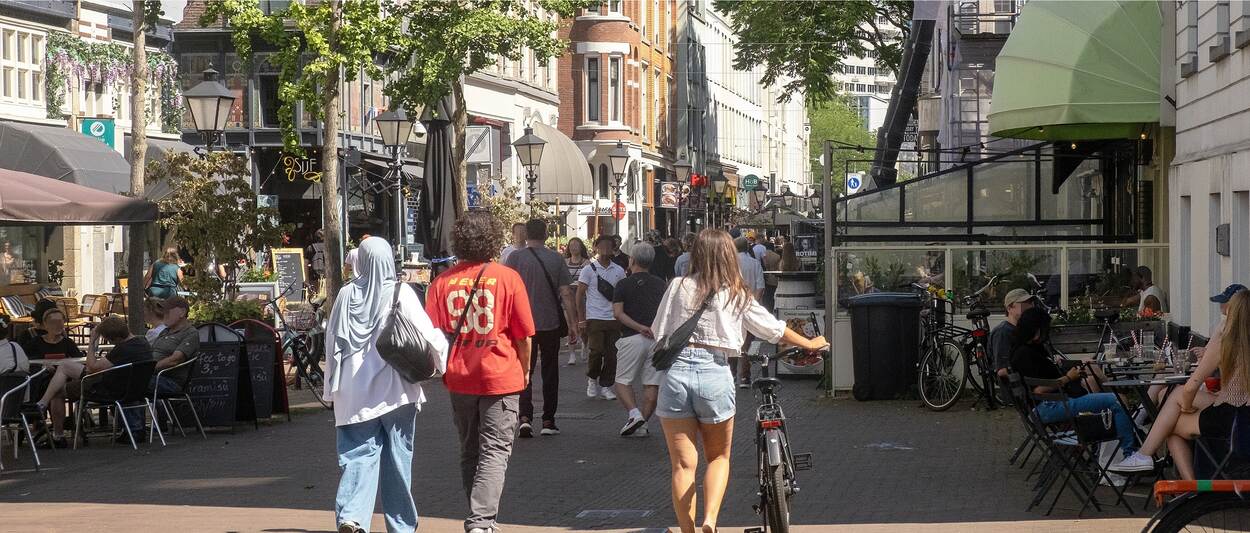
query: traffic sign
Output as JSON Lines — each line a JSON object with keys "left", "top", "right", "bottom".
{"left": 846, "top": 173, "right": 864, "bottom": 194}
{"left": 611, "top": 201, "right": 626, "bottom": 220}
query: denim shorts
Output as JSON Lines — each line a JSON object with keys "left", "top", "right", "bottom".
{"left": 656, "top": 347, "right": 736, "bottom": 424}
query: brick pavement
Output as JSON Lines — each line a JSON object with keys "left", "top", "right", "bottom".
{"left": 0, "top": 353, "right": 1153, "bottom": 532}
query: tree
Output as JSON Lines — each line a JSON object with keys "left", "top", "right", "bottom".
{"left": 126, "top": 1, "right": 164, "bottom": 334}
{"left": 149, "top": 152, "right": 288, "bottom": 300}
{"left": 203, "top": 0, "right": 590, "bottom": 304}
{"left": 713, "top": 0, "right": 910, "bottom": 103}
{"left": 809, "top": 97, "right": 876, "bottom": 196}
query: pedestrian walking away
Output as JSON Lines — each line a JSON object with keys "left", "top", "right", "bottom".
{"left": 651, "top": 229, "right": 828, "bottom": 533}
{"left": 324, "top": 237, "right": 448, "bottom": 533}
{"left": 425, "top": 211, "right": 535, "bottom": 533}
{"left": 611, "top": 244, "right": 667, "bottom": 437}
{"left": 504, "top": 219, "right": 576, "bottom": 438}
{"left": 577, "top": 235, "right": 627, "bottom": 400}
{"left": 734, "top": 236, "right": 766, "bottom": 389}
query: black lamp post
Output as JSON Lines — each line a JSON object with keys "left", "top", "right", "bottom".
{"left": 751, "top": 181, "right": 769, "bottom": 211}
{"left": 674, "top": 155, "right": 692, "bottom": 235}
{"left": 710, "top": 173, "right": 727, "bottom": 229}
{"left": 607, "top": 141, "right": 630, "bottom": 235}
{"left": 183, "top": 66, "right": 235, "bottom": 154}
{"left": 512, "top": 127, "right": 547, "bottom": 216}
{"left": 375, "top": 106, "right": 416, "bottom": 258}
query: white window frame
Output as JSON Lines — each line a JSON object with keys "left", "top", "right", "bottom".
{"left": 585, "top": 55, "right": 601, "bottom": 123}
{"left": 641, "top": 63, "right": 649, "bottom": 141}
{"left": 608, "top": 0, "right": 622, "bottom": 14}
{"left": 0, "top": 25, "right": 43, "bottom": 107}
{"left": 609, "top": 55, "right": 623, "bottom": 123}
{"left": 654, "top": 69, "right": 662, "bottom": 145}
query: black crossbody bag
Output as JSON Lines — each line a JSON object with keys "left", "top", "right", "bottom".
{"left": 587, "top": 261, "right": 617, "bottom": 302}
{"left": 527, "top": 248, "right": 568, "bottom": 337}
{"left": 651, "top": 292, "right": 716, "bottom": 371}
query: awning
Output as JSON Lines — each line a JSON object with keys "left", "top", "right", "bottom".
{"left": 124, "top": 135, "right": 198, "bottom": 201}
{"left": 988, "top": 0, "right": 1161, "bottom": 141}
{"left": 530, "top": 121, "right": 593, "bottom": 205}
{"left": 0, "top": 167, "right": 157, "bottom": 225}
{"left": 0, "top": 120, "right": 131, "bottom": 194}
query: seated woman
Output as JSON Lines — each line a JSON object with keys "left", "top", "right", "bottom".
{"left": 1113, "top": 291, "right": 1250, "bottom": 478}
{"left": 1011, "top": 308, "right": 1139, "bottom": 462}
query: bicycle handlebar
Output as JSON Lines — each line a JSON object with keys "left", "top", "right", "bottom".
{"left": 752, "top": 346, "right": 830, "bottom": 362}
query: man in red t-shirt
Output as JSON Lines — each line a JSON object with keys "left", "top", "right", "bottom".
{"left": 425, "top": 212, "right": 534, "bottom": 533}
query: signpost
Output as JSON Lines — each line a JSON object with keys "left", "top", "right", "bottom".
{"left": 611, "top": 200, "right": 626, "bottom": 221}
{"left": 846, "top": 172, "right": 865, "bottom": 195}
{"left": 80, "top": 117, "right": 115, "bottom": 149}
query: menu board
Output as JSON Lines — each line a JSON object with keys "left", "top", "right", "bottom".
{"left": 187, "top": 342, "right": 241, "bottom": 427}
{"left": 271, "top": 248, "right": 306, "bottom": 303}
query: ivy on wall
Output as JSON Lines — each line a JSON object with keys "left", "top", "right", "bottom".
{"left": 44, "top": 31, "right": 182, "bottom": 133}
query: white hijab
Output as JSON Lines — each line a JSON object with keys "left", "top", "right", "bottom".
{"left": 326, "top": 237, "right": 395, "bottom": 395}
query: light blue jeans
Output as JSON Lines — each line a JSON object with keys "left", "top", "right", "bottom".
{"left": 1034, "top": 392, "right": 1138, "bottom": 455}
{"left": 335, "top": 402, "right": 418, "bottom": 533}
{"left": 656, "top": 347, "right": 736, "bottom": 424}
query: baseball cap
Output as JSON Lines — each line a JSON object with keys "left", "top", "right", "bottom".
{"left": 1003, "top": 288, "right": 1036, "bottom": 308}
{"left": 1211, "top": 284, "right": 1248, "bottom": 304}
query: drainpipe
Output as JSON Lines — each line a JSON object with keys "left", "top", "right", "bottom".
{"left": 869, "top": 19, "right": 935, "bottom": 189}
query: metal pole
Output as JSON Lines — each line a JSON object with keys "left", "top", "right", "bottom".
{"left": 527, "top": 169, "right": 537, "bottom": 218}
{"left": 392, "top": 145, "right": 405, "bottom": 259}
{"left": 613, "top": 183, "right": 621, "bottom": 236}
{"left": 822, "top": 140, "right": 835, "bottom": 398}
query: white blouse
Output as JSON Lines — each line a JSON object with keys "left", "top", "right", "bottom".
{"left": 324, "top": 283, "right": 448, "bottom": 426}
{"left": 651, "top": 277, "right": 786, "bottom": 354}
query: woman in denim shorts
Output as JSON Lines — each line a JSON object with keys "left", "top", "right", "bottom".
{"left": 651, "top": 229, "right": 828, "bottom": 533}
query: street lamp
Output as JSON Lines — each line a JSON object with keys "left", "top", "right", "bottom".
{"left": 375, "top": 107, "right": 416, "bottom": 258}
{"left": 752, "top": 181, "right": 769, "bottom": 210}
{"left": 777, "top": 184, "right": 798, "bottom": 210}
{"left": 183, "top": 66, "right": 235, "bottom": 152}
{"left": 607, "top": 141, "right": 630, "bottom": 235}
{"left": 512, "top": 126, "right": 547, "bottom": 215}
{"left": 673, "top": 156, "right": 692, "bottom": 235}
{"left": 710, "top": 173, "right": 727, "bottom": 229}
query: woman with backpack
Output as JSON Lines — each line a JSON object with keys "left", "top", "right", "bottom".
{"left": 324, "top": 237, "right": 448, "bottom": 533}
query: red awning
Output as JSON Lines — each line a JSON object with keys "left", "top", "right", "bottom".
{"left": 0, "top": 168, "right": 157, "bottom": 225}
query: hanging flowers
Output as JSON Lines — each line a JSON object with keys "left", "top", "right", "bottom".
{"left": 44, "top": 32, "right": 183, "bottom": 133}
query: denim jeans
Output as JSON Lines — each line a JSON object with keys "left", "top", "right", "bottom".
{"left": 656, "top": 347, "right": 736, "bottom": 424}
{"left": 1035, "top": 392, "right": 1137, "bottom": 455}
{"left": 335, "top": 402, "right": 418, "bottom": 533}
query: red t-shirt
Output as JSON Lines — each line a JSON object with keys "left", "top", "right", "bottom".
{"left": 425, "top": 261, "right": 536, "bottom": 396}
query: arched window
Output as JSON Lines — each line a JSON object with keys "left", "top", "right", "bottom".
{"left": 598, "top": 164, "right": 610, "bottom": 199}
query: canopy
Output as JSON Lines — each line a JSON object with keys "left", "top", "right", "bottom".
{"left": 530, "top": 121, "right": 593, "bottom": 204}
{"left": 0, "top": 167, "right": 158, "bottom": 225}
{"left": 0, "top": 120, "right": 131, "bottom": 193}
{"left": 988, "top": 0, "right": 1161, "bottom": 141}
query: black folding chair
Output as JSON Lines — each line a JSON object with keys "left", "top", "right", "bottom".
{"left": 0, "top": 368, "right": 48, "bottom": 473}
{"left": 149, "top": 357, "right": 205, "bottom": 439}
{"left": 73, "top": 360, "right": 165, "bottom": 450}
{"left": 1194, "top": 406, "right": 1250, "bottom": 480}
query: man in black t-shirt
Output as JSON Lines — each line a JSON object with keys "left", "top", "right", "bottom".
{"left": 611, "top": 245, "right": 668, "bottom": 437}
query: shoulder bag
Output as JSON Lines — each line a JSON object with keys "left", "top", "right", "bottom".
{"left": 377, "top": 265, "right": 486, "bottom": 383}
{"left": 587, "top": 261, "right": 617, "bottom": 302}
{"left": 651, "top": 290, "right": 716, "bottom": 371}
{"left": 527, "top": 248, "right": 568, "bottom": 337}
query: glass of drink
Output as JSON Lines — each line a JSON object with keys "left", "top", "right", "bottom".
{"left": 1142, "top": 330, "right": 1156, "bottom": 350}
{"left": 1103, "top": 342, "right": 1118, "bottom": 361}
{"left": 1206, "top": 376, "right": 1222, "bottom": 393}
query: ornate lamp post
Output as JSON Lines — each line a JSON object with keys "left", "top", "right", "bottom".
{"left": 674, "top": 155, "right": 692, "bottom": 235}
{"left": 512, "top": 127, "right": 547, "bottom": 216}
{"left": 607, "top": 141, "right": 630, "bottom": 235}
{"left": 183, "top": 66, "right": 235, "bottom": 154}
{"left": 710, "top": 173, "right": 727, "bottom": 229}
{"left": 374, "top": 107, "right": 416, "bottom": 257}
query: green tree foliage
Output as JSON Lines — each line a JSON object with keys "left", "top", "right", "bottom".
{"left": 149, "top": 152, "right": 289, "bottom": 301}
{"left": 477, "top": 176, "right": 555, "bottom": 239}
{"left": 713, "top": 0, "right": 910, "bottom": 103}
{"left": 809, "top": 97, "right": 876, "bottom": 196}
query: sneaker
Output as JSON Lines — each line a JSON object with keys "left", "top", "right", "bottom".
{"left": 600, "top": 388, "right": 617, "bottom": 401}
{"left": 738, "top": 379, "right": 751, "bottom": 389}
{"left": 338, "top": 521, "right": 366, "bottom": 533}
{"left": 1133, "top": 406, "right": 1151, "bottom": 428}
{"left": 1110, "top": 452, "right": 1155, "bottom": 473}
{"left": 518, "top": 420, "right": 533, "bottom": 439}
{"left": 620, "top": 415, "right": 647, "bottom": 436}
{"left": 468, "top": 529, "right": 489, "bottom": 533}
{"left": 1100, "top": 472, "right": 1127, "bottom": 487}
{"left": 587, "top": 379, "right": 600, "bottom": 398}
{"left": 566, "top": 353, "right": 578, "bottom": 366}
{"left": 540, "top": 421, "right": 560, "bottom": 436}
{"left": 631, "top": 426, "right": 650, "bottom": 437}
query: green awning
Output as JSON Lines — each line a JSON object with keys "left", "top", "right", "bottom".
{"left": 988, "top": 0, "right": 1161, "bottom": 141}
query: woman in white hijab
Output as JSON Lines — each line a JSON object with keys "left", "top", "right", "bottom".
{"left": 324, "top": 237, "right": 447, "bottom": 533}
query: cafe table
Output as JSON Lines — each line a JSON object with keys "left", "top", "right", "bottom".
{"left": 28, "top": 357, "right": 88, "bottom": 366}
{"left": 1102, "top": 375, "right": 1190, "bottom": 423}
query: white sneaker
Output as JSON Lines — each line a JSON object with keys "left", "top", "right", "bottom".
{"left": 1100, "top": 472, "right": 1127, "bottom": 487}
{"left": 620, "top": 415, "right": 647, "bottom": 436}
{"left": 600, "top": 388, "right": 617, "bottom": 401}
{"left": 1110, "top": 452, "right": 1155, "bottom": 472}
{"left": 625, "top": 426, "right": 650, "bottom": 438}
{"left": 587, "top": 379, "right": 600, "bottom": 398}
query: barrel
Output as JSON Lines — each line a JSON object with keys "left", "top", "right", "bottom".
{"left": 770, "top": 271, "right": 819, "bottom": 310}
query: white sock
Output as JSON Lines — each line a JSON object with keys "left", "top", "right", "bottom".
{"left": 629, "top": 408, "right": 642, "bottom": 419}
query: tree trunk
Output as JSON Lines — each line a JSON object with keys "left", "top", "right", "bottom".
{"left": 451, "top": 77, "right": 468, "bottom": 215}
{"left": 127, "top": 1, "right": 148, "bottom": 334}
{"left": 320, "top": 0, "right": 345, "bottom": 309}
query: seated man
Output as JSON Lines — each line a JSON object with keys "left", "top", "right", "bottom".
{"left": 28, "top": 316, "right": 152, "bottom": 446}
{"left": 992, "top": 289, "right": 1034, "bottom": 378}
{"left": 150, "top": 296, "right": 199, "bottom": 394}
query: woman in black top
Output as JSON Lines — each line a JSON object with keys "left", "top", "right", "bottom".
{"left": 1010, "top": 308, "right": 1139, "bottom": 459}
{"left": 23, "top": 308, "right": 84, "bottom": 447}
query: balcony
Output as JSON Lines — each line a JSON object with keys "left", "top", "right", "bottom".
{"left": 952, "top": 10, "right": 1017, "bottom": 40}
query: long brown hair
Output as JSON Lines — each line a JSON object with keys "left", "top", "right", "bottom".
{"left": 565, "top": 237, "right": 590, "bottom": 262}
{"left": 1220, "top": 291, "right": 1250, "bottom": 392}
{"left": 686, "top": 229, "right": 753, "bottom": 312}
{"left": 780, "top": 242, "right": 800, "bottom": 271}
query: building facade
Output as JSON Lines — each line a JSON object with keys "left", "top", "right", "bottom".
{"left": 1167, "top": 0, "right": 1250, "bottom": 335}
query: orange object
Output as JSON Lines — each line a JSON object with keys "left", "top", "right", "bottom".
{"left": 1154, "top": 480, "right": 1250, "bottom": 507}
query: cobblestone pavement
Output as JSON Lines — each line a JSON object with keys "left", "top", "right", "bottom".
{"left": 0, "top": 351, "right": 1153, "bottom": 532}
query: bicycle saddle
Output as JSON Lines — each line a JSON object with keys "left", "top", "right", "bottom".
{"left": 752, "top": 377, "right": 782, "bottom": 391}
{"left": 966, "top": 308, "right": 990, "bottom": 320}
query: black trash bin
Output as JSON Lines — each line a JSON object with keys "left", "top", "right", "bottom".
{"left": 847, "top": 292, "right": 924, "bottom": 401}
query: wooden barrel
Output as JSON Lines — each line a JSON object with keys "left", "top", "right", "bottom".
{"left": 771, "top": 271, "right": 819, "bottom": 310}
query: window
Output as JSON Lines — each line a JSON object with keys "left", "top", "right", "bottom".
{"left": 586, "top": 56, "right": 600, "bottom": 122}
{"left": 598, "top": 164, "right": 610, "bottom": 198}
{"left": 856, "top": 66, "right": 867, "bottom": 74}
{"left": 1181, "top": 1, "right": 1199, "bottom": 77}
{"left": 641, "top": 64, "right": 649, "bottom": 140}
{"left": 258, "top": 75, "right": 281, "bottom": 127}
{"left": 260, "top": 0, "right": 291, "bottom": 14}
{"left": 653, "top": 0, "right": 660, "bottom": 43}
{"left": 666, "top": 74, "right": 673, "bottom": 144}
{"left": 855, "top": 83, "right": 867, "bottom": 92}
{"left": 640, "top": 0, "right": 647, "bottom": 37}
{"left": 608, "top": 0, "right": 622, "bottom": 14}
{"left": 1210, "top": 1, "right": 1231, "bottom": 61}
{"left": 609, "top": 56, "right": 622, "bottom": 122}
{"left": 867, "top": 66, "right": 877, "bottom": 76}
{"left": 654, "top": 69, "right": 662, "bottom": 143}
{"left": 81, "top": 81, "right": 104, "bottom": 116}
{"left": 0, "top": 26, "right": 43, "bottom": 106}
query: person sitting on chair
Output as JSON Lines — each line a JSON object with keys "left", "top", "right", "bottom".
{"left": 149, "top": 296, "right": 199, "bottom": 396}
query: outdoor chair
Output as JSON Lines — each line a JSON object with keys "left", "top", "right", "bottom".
{"left": 79, "top": 295, "right": 109, "bottom": 321}
{"left": 1, "top": 295, "right": 32, "bottom": 320}
{"left": 72, "top": 360, "right": 165, "bottom": 450}
{"left": 0, "top": 368, "right": 49, "bottom": 473}
{"left": 1192, "top": 406, "right": 1250, "bottom": 480}
{"left": 149, "top": 356, "right": 206, "bottom": 440}
{"left": 1005, "top": 373, "right": 1087, "bottom": 508}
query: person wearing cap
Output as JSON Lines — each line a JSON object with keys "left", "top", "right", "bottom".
{"left": 991, "top": 288, "right": 1035, "bottom": 379}
{"left": 150, "top": 296, "right": 200, "bottom": 395}
{"left": 1192, "top": 283, "right": 1247, "bottom": 362}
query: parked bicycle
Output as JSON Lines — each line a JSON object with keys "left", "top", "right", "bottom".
{"left": 1146, "top": 480, "right": 1250, "bottom": 532}
{"left": 915, "top": 275, "right": 1002, "bottom": 411}
{"left": 265, "top": 283, "right": 330, "bottom": 410}
{"left": 745, "top": 345, "right": 819, "bottom": 533}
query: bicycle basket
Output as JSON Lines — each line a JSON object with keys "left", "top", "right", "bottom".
{"left": 285, "top": 306, "right": 317, "bottom": 331}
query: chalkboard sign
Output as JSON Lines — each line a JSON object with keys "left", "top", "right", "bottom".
{"left": 187, "top": 341, "right": 242, "bottom": 428}
{"left": 272, "top": 248, "right": 307, "bottom": 303}
{"left": 241, "top": 340, "right": 275, "bottom": 420}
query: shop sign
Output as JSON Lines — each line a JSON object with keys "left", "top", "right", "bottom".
{"left": 80, "top": 117, "right": 115, "bottom": 148}
{"left": 741, "top": 174, "right": 759, "bottom": 191}
{"left": 282, "top": 154, "right": 321, "bottom": 182}
{"left": 659, "top": 182, "right": 680, "bottom": 209}
{"left": 794, "top": 235, "right": 819, "bottom": 259}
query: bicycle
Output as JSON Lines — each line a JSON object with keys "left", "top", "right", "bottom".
{"left": 915, "top": 275, "right": 1002, "bottom": 412}
{"left": 1145, "top": 480, "right": 1250, "bottom": 532}
{"left": 265, "top": 283, "right": 330, "bottom": 410}
{"left": 745, "top": 345, "right": 820, "bottom": 533}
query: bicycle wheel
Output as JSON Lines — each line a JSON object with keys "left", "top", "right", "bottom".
{"left": 1151, "top": 493, "right": 1250, "bottom": 532}
{"left": 764, "top": 462, "right": 790, "bottom": 533}
{"left": 918, "top": 340, "right": 967, "bottom": 411}
{"left": 299, "top": 347, "right": 330, "bottom": 410}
